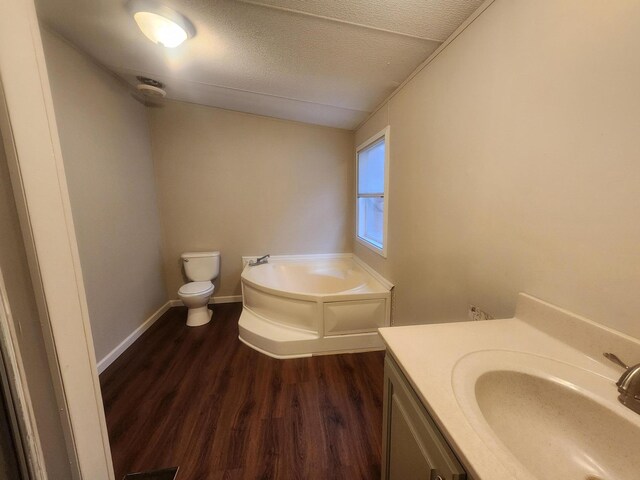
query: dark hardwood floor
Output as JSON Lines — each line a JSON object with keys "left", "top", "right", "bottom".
{"left": 100, "top": 303, "right": 384, "bottom": 480}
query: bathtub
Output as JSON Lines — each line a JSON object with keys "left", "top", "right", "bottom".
{"left": 238, "top": 254, "right": 392, "bottom": 358}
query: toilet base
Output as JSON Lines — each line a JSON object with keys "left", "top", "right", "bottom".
{"left": 186, "top": 306, "right": 213, "bottom": 327}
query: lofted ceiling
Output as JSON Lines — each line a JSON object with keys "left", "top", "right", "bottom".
{"left": 36, "top": 0, "right": 483, "bottom": 129}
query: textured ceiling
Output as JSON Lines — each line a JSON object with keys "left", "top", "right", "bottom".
{"left": 36, "top": 0, "right": 483, "bottom": 129}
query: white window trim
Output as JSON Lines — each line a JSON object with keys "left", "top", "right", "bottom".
{"left": 355, "top": 126, "right": 390, "bottom": 258}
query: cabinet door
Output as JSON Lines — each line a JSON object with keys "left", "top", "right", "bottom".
{"left": 388, "top": 393, "right": 433, "bottom": 479}
{"left": 382, "top": 355, "right": 466, "bottom": 480}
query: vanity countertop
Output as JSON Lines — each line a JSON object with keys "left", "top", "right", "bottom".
{"left": 379, "top": 293, "right": 640, "bottom": 480}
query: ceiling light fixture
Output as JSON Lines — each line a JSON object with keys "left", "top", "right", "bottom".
{"left": 127, "top": 0, "right": 196, "bottom": 48}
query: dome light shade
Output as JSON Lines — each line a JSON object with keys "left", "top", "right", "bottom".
{"left": 134, "top": 11, "right": 187, "bottom": 47}
{"left": 128, "top": 0, "right": 195, "bottom": 48}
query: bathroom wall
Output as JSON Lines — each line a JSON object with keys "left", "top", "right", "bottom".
{"left": 149, "top": 101, "right": 354, "bottom": 299}
{"left": 355, "top": 0, "right": 640, "bottom": 339}
{"left": 0, "top": 137, "right": 72, "bottom": 478}
{"left": 41, "top": 30, "right": 167, "bottom": 361}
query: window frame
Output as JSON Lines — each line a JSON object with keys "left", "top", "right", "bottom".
{"left": 355, "top": 126, "right": 390, "bottom": 258}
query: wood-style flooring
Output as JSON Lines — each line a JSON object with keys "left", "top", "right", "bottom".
{"left": 100, "top": 303, "right": 384, "bottom": 480}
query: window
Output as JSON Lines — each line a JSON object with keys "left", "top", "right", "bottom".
{"left": 356, "top": 126, "right": 389, "bottom": 257}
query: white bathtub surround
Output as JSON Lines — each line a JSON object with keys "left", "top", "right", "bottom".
{"left": 380, "top": 293, "right": 640, "bottom": 480}
{"left": 239, "top": 254, "right": 393, "bottom": 358}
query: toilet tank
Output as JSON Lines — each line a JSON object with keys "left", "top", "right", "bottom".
{"left": 181, "top": 251, "right": 220, "bottom": 281}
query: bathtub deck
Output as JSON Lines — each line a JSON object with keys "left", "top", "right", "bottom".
{"left": 100, "top": 303, "right": 384, "bottom": 479}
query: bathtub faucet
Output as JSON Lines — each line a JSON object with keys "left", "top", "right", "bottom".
{"left": 249, "top": 254, "right": 270, "bottom": 267}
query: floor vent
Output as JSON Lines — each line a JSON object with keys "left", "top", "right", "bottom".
{"left": 123, "top": 467, "right": 179, "bottom": 480}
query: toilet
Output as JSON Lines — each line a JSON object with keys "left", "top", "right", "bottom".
{"left": 178, "top": 251, "right": 220, "bottom": 327}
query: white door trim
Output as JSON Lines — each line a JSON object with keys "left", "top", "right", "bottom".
{"left": 0, "top": 0, "right": 114, "bottom": 478}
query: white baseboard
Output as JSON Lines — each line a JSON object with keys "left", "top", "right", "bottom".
{"left": 97, "top": 300, "right": 171, "bottom": 374}
{"left": 169, "top": 295, "right": 243, "bottom": 307}
{"left": 98, "top": 296, "right": 242, "bottom": 373}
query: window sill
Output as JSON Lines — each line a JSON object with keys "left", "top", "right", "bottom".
{"left": 355, "top": 235, "right": 387, "bottom": 258}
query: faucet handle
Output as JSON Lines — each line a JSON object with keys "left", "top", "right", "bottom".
{"left": 603, "top": 352, "right": 629, "bottom": 370}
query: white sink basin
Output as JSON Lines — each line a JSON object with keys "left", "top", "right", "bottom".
{"left": 452, "top": 350, "right": 640, "bottom": 480}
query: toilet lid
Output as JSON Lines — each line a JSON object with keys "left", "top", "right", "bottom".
{"left": 179, "top": 281, "right": 214, "bottom": 296}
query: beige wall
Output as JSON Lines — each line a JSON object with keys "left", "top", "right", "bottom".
{"left": 355, "top": 0, "right": 640, "bottom": 339}
{"left": 41, "top": 30, "right": 167, "bottom": 361}
{"left": 149, "top": 101, "right": 354, "bottom": 298}
{"left": 0, "top": 137, "right": 72, "bottom": 478}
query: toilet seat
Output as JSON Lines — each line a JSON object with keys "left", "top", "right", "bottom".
{"left": 179, "top": 281, "right": 214, "bottom": 296}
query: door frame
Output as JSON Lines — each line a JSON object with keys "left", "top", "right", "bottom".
{"left": 0, "top": 0, "right": 114, "bottom": 478}
{"left": 0, "top": 267, "right": 47, "bottom": 479}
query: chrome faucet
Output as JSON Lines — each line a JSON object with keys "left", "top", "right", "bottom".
{"left": 248, "top": 254, "right": 270, "bottom": 267}
{"left": 604, "top": 352, "right": 640, "bottom": 414}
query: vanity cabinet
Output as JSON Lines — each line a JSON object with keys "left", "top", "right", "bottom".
{"left": 382, "top": 355, "right": 468, "bottom": 480}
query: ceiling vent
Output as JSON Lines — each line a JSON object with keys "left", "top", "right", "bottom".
{"left": 136, "top": 76, "right": 166, "bottom": 97}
